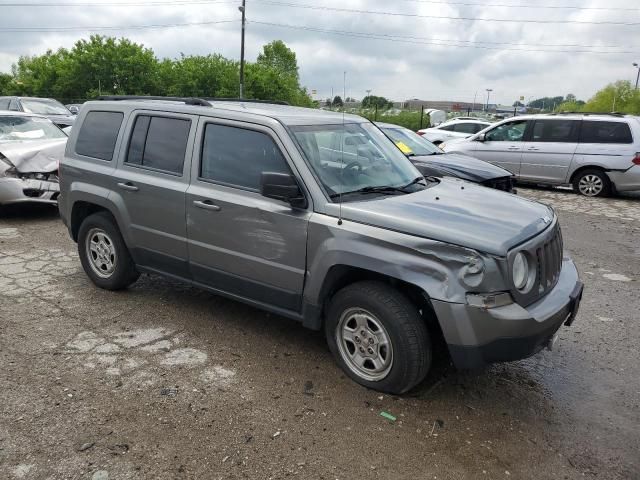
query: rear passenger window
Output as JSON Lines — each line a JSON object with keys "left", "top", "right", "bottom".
{"left": 453, "top": 123, "right": 478, "bottom": 134}
{"left": 532, "top": 120, "right": 579, "bottom": 142}
{"left": 200, "top": 124, "right": 290, "bottom": 191}
{"left": 125, "top": 115, "right": 191, "bottom": 174}
{"left": 580, "top": 121, "right": 633, "bottom": 144}
{"left": 75, "top": 111, "right": 124, "bottom": 161}
{"left": 0, "top": 98, "right": 10, "bottom": 110}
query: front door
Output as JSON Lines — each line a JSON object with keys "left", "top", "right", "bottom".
{"left": 186, "top": 119, "right": 310, "bottom": 313}
{"left": 471, "top": 119, "right": 530, "bottom": 175}
{"left": 519, "top": 119, "right": 580, "bottom": 183}
{"left": 111, "top": 111, "right": 197, "bottom": 277}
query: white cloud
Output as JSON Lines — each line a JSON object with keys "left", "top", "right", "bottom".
{"left": 1, "top": 0, "right": 638, "bottom": 103}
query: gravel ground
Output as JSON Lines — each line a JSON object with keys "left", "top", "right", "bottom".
{"left": 0, "top": 187, "right": 638, "bottom": 480}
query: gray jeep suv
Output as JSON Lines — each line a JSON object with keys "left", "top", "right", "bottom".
{"left": 58, "top": 97, "right": 584, "bottom": 394}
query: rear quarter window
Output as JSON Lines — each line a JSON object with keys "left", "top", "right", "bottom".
{"left": 75, "top": 111, "right": 124, "bottom": 160}
{"left": 579, "top": 121, "right": 633, "bottom": 144}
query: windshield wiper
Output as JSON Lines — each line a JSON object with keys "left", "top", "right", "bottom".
{"left": 330, "top": 185, "right": 408, "bottom": 199}
{"left": 401, "top": 176, "right": 427, "bottom": 189}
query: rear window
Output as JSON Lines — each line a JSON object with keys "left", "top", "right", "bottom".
{"left": 580, "top": 121, "right": 633, "bottom": 144}
{"left": 75, "top": 111, "right": 124, "bottom": 161}
{"left": 0, "top": 98, "right": 10, "bottom": 110}
{"left": 125, "top": 115, "right": 191, "bottom": 174}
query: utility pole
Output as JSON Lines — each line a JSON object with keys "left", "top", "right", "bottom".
{"left": 239, "top": 0, "right": 246, "bottom": 98}
{"left": 634, "top": 62, "right": 640, "bottom": 90}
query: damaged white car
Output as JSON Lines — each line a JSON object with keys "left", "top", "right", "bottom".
{"left": 0, "top": 111, "right": 66, "bottom": 206}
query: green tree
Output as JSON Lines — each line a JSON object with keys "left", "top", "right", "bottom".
{"left": 362, "top": 95, "right": 392, "bottom": 109}
{"left": 582, "top": 80, "right": 640, "bottom": 114}
{"left": 0, "top": 73, "right": 14, "bottom": 95}
{"left": 332, "top": 95, "right": 343, "bottom": 107}
{"left": 256, "top": 40, "right": 299, "bottom": 79}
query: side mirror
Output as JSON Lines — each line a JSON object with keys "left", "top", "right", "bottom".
{"left": 260, "top": 172, "right": 307, "bottom": 209}
{"left": 69, "top": 106, "right": 79, "bottom": 115}
{"left": 476, "top": 133, "right": 486, "bottom": 142}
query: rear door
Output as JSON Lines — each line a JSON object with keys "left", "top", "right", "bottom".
{"left": 519, "top": 119, "right": 580, "bottom": 183}
{"left": 470, "top": 119, "right": 531, "bottom": 175}
{"left": 185, "top": 119, "right": 310, "bottom": 313}
{"left": 111, "top": 111, "right": 197, "bottom": 278}
{"left": 572, "top": 120, "right": 636, "bottom": 175}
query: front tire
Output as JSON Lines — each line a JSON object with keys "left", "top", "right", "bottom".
{"left": 573, "top": 169, "right": 611, "bottom": 197}
{"left": 325, "top": 281, "right": 431, "bottom": 394}
{"left": 77, "top": 212, "right": 140, "bottom": 290}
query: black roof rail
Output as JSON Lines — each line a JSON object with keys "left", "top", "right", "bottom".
{"left": 549, "top": 111, "right": 626, "bottom": 117}
{"left": 204, "top": 97, "right": 290, "bottom": 106}
{"left": 97, "top": 95, "right": 211, "bottom": 106}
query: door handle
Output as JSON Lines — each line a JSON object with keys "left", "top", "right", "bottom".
{"left": 117, "top": 182, "right": 139, "bottom": 192}
{"left": 507, "top": 146, "right": 520, "bottom": 151}
{"left": 193, "top": 200, "right": 221, "bottom": 212}
{"left": 527, "top": 147, "right": 540, "bottom": 151}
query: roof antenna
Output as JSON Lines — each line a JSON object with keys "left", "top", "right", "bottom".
{"left": 338, "top": 70, "right": 346, "bottom": 226}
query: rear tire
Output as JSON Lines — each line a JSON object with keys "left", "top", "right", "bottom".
{"left": 573, "top": 169, "right": 611, "bottom": 197}
{"left": 325, "top": 281, "right": 431, "bottom": 394}
{"left": 77, "top": 212, "right": 139, "bottom": 290}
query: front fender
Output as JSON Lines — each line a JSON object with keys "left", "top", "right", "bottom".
{"left": 303, "top": 215, "right": 507, "bottom": 327}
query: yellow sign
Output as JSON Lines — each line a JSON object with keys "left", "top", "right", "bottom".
{"left": 395, "top": 141, "right": 413, "bottom": 154}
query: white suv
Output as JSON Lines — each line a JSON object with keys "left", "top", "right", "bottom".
{"left": 417, "top": 118, "right": 491, "bottom": 145}
{"left": 441, "top": 113, "right": 640, "bottom": 197}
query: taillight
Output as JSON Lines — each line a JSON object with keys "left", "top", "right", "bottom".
{"left": 633, "top": 152, "right": 640, "bottom": 165}
{"left": 416, "top": 131, "right": 425, "bottom": 136}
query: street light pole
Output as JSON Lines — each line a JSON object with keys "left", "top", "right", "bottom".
{"left": 239, "top": 0, "right": 246, "bottom": 99}
{"left": 485, "top": 88, "right": 493, "bottom": 112}
{"left": 634, "top": 62, "right": 640, "bottom": 90}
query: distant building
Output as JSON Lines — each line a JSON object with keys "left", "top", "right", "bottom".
{"left": 401, "top": 99, "right": 477, "bottom": 112}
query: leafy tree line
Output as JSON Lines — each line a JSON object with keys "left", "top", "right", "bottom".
{"left": 555, "top": 81, "right": 640, "bottom": 115}
{"left": 0, "top": 36, "right": 314, "bottom": 106}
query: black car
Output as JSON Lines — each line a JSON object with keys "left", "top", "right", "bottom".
{"left": 0, "top": 96, "right": 75, "bottom": 128}
{"left": 377, "top": 122, "right": 515, "bottom": 193}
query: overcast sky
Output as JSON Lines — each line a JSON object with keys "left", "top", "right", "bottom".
{"left": 0, "top": 0, "right": 639, "bottom": 104}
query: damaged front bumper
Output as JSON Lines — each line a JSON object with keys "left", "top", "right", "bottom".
{"left": 0, "top": 175, "right": 60, "bottom": 205}
{"left": 432, "top": 256, "right": 583, "bottom": 369}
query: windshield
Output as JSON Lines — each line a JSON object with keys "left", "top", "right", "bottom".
{"left": 0, "top": 115, "right": 67, "bottom": 142}
{"left": 20, "top": 98, "right": 70, "bottom": 116}
{"left": 290, "top": 122, "right": 424, "bottom": 200}
{"left": 380, "top": 126, "right": 442, "bottom": 156}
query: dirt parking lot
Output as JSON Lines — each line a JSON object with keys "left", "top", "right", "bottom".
{"left": 1, "top": 187, "right": 638, "bottom": 480}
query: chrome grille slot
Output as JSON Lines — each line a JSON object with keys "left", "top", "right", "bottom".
{"left": 511, "top": 219, "right": 564, "bottom": 307}
{"left": 536, "top": 225, "right": 563, "bottom": 296}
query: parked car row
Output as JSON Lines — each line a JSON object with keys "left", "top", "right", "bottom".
{"left": 0, "top": 96, "right": 76, "bottom": 128}
{"left": 441, "top": 113, "right": 640, "bottom": 197}
{"left": 55, "top": 96, "right": 584, "bottom": 394}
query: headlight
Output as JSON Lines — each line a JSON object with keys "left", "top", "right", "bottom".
{"left": 512, "top": 252, "right": 529, "bottom": 290}
{"left": 439, "top": 143, "right": 446, "bottom": 150}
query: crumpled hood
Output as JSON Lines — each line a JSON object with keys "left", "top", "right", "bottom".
{"left": 411, "top": 152, "right": 512, "bottom": 182}
{"left": 0, "top": 139, "right": 66, "bottom": 173}
{"left": 339, "top": 178, "right": 554, "bottom": 256}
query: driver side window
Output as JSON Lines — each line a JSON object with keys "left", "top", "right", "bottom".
{"left": 485, "top": 120, "right": 528, "bottom": 142}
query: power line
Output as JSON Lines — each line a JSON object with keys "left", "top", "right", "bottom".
{"left": 249, "top": 20, "right": 638, "bottom": 54}
{"left": 393, "top": 0, "right": 640, "bottom": 12}
{"left": 0, "top": 0, "right": 236, "bottom": 5}
{"left": 0, "top": 19, "right": 238, "bottom": 32}
{"left": 251, "top": 0, "right": 640, "bottom": 26}
{"left": 2, "top": 0, "right": 638, "bottom": 12}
